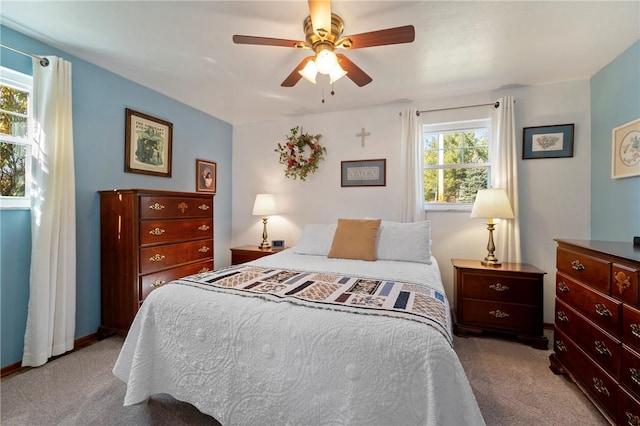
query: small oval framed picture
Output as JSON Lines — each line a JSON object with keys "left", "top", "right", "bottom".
{"left": 196, "top": 159, "right": 216, "bottom": 193}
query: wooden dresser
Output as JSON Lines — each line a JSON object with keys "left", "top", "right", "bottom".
{"left": 452, "top": 259, "right": 548, "bottom": 349}
{"left": 99, "top": 189, "right": 214, "bottom": 336}
{"left": 549, "top": 239, "right": 640, "bottom": 424}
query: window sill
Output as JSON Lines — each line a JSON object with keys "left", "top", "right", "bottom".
{"left": 424, "top": 203, "right": 473, "bottom": 212}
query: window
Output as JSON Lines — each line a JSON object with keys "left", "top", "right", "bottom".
{"left": 0, "top": 67, "right": 32, "bottom": 209}
{"left": 423, "top": 119, "right": 490, "bottom": 211}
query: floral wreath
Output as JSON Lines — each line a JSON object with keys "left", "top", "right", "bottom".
{"left": 275, "top": 126, "right": 327, "bottom": 181}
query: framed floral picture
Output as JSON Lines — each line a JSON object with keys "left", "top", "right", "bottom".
{"left": 611, "top": 117, "right": 640, "bottom": 179}
{"left": 124, "top": 108, "right": 173, "bottom": 177}
{"left": 196, "top": 159, "right": 217, "bottom": 193}
{"left": 522, "top": 124, "right": 574, "bottom": 159}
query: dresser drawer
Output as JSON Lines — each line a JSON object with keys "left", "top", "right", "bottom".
{"left": 555, "top": 298, "right": 621, "bottom": 378}
{"left": 557, "top": 246, "right": 611, "bottom": 293}
{"left": 619, "top": 385, "right": 640, "bottom": 426}
{"left": 139, "top": 239, "right": 214, "bottom": 274}
{"left": 556, "top": 271, "right": 621, "bottom": 338}
{"left": 624, "top": 305, "right": 640, "bottom": 354}
{"left": 140, "top": 219, "right": 213, "bottom": 245}
{"left": 459, "top": 271, "right": 541, "bottom": 305}
{"left": 553, "top": 328, "right": 618, "bottom": 420}
{"left": 613, "top": 263, "right": 640, "bottom": 306}
{"left": 139, "top": 259, "right": 214, "bottom": 300}
{"left": 140, "top": 196, "right": 213, "bottom": 219}
{"left": 622, "top": 344, "right": 640, "bottom": 400}
{"left": 460, "top": 299, "right": 540, "bottom": 334}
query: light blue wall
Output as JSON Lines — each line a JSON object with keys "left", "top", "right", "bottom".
{"left": 0, "top": 25, "right": 233, "bottom": 368}
{"left": 590, "top": 40, "right": 640, "bottom": 240}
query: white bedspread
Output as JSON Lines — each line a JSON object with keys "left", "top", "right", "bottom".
{"left": 113, "top": 250, "right": 484, "bottom": 425}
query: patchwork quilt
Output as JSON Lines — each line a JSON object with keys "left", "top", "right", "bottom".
{"left": 174, "top": 264, "right": 452, "bottom": 344}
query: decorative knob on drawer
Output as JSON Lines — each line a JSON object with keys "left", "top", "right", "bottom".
{"left": 631, "top": 324, "right": 640, "bottom": 339}
{"left": 592, "top": 377, "right": 610, "bottom": 396}
{"left": 198, "top": 204, "right": 210, "bottom": 210}
{"left": 149, "top": 227, "right": 165, "bottom": 236}
{"left": 594, "top": 304, "right": 612, "bottom": 317}
{"left": 148, "top": 203, "right": 165, "bottom": 211}
{"left": 594, "top": 341, "right": 612, "bottom": 357}
{"left": 149, "top": 254, "right": 166, "bottom": 262}
{"left": 198, "top": 224, "right": 210, "bottom": 231}
{"left": 556, "top": 311, "right": 569, "bottom": 322}
{"left": 150, "top": 280, "right": 165, "bottom": 289}
{"left": 571, "top": 260, "right": 585, "bottom": 271}
{"left": 556, "top": 340, "right": 567, "bottom": 352}
{"left": 557, "top": 282, "right": 569, "bottom": 293}
{"left": 489, "top": 283, "right": 509, "bottom": 292}
{"left": 630, "top": 368, "right": 640, "bottom": 386}
{"left": 626, "top": 412, "right": 640, "bottom": 426}
{"left": 198, "top": 246, "right": 210, "bottom": 253}
{"left": 489, "top": 310, "right": 509, "bottom": 319}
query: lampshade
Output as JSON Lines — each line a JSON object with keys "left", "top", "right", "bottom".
{"left": 329, "top": 63, "right": 348, "bottom": 84}
{"left": 252, "top": 194, "right": 277, "bottom": 217}
{"left": 299, "top": 60, "right": 318, "bottom": 84}
{"left": 470, "top": 188, "right": 514, "bottom": 219}
{"left": 315, "top": 49, "right": 338, "bottom": 74}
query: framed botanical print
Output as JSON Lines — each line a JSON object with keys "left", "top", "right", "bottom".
{"left": 611, "top": 117, "right": 640, "bottom": 179}
{"left": 522, "top": 124, "right": 574, "bottom": 159}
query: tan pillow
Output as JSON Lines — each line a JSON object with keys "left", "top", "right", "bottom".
{"left": 327, "top": 218, "right": 381, "bottom": 261}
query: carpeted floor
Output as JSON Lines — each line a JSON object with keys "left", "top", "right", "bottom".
{"left": 1, "top": 329, "right": 607, "bottom": 425}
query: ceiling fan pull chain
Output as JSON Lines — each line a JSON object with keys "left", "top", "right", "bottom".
{"left": 321, "top": 87, "right": 325, "bottom": 103}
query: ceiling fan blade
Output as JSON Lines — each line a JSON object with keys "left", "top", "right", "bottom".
{"left": 233, "top": 35, "right": 308, "bottom": 49}
{"left": 281, "top": 56, "right": 315, "bottom": 87}
{"left": 337, "top": 25, "right": 415, "bottom": 49}
{"left": 336, "top": 54, "right": 372, "bottom": 87}
{"left": 308, "top": 0, "right": 332, "bottom": 37}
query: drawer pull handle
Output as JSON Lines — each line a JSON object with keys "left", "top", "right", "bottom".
{"left": 148, "top": 202, "right": 165, "bottom": 211}
{"left": 199, "top": 246, "right": 210, "bottom": 253}
{"left": 631, "top": 324, "right": 640, "bottom": 338}
{"left": 489, "top": 283, "right": 509, "bottom": 292}
{"left": 615, "top": 271, "right": 632, "bottom": 295}
{"left": 198, "top": 224, "right": 210, "bottom": 231}
{"left": 149, "top": 254, "right": 166, "bottom": 262}
{"left": 626, "top": 412, "right": 640, "bottom": 426}
{"left": 556, "top": 340, "right": 567, "bottom": 352}
{"left": 592, "top": 378, "right": 610, "bottom": 396}
{"left": 595, "top": 304, "right": 612, "bottom": 317}
{"left": 571, "top": 260, "right": 585, "bottom": 271}
{"left": 556, "top": 311, "right": 569, "bottom": 322}
{"left": 149, "top": 227, "right": 165, "bottom": 236}
{"left": 594, "top": 341, "right": 612, "bottom": 357}
{"left": 558, "top": 282, "right": 569, "bottom": 293}
{"left": 198, "top": 267, "right": 210, "bottom": 273}
{"left": 630, "top": 368, "right": 640, "bottom": 386}
{"left": 198, "top": 204, "right": 210, "bottom": 211}
{"left": 150, "top": 280, "right": 166, "bottom": 289}
{"left": 489, "top": 310, "right": 509, "bottom": 319}
{"left": 177, "top": 202, "right": 188, "bottom": 213}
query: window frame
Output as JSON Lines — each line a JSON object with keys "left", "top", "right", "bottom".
{"left": 422, "top": 118, "right": 491, "bottom": 212}
{"left": 0, "top": 66, "right": 33, "bottom": 210}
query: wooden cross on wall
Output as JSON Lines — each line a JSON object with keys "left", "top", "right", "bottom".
{"left": 356, "top": 127, "right": 370, "bottom": 147}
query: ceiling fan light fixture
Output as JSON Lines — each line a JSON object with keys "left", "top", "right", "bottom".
{"left": 315, "top": 49, "right": 338, "bottom": 75}
{"left": 298, "top": 60, "right": 318, "bottom": 84}
{"left": 329, "top": 63, "right": 347, "bottom": 84}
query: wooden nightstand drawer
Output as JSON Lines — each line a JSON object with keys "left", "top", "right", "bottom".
{"left": 460, "top": 272, "right": 540, "bottom": 304}
{"left": 460, "top": 299, "right": 540, "bottom": 334}
{"left": 231, "top": 245, "right": 285, "bottom": 265}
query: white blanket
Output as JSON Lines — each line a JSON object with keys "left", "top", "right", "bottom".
{"left": 113, "top": 250, "right": 484, "bottom": 425}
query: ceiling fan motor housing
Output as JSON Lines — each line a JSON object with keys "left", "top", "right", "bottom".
{"left": 302, "top": 13, "right": 349, "bottom": 53}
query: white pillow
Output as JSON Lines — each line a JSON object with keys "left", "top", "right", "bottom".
{"left": 376, "top": 220, "right": 432, "bottom": 264}
{"left": 291, "top": 223, "right": 337, "bottom": 256}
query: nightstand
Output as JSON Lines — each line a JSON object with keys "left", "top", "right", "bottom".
{"left": 452, "top": 258, "right": 548, "bottom": 349}
{"left": 230, "top": 245, "right": 285, "bottom": 265}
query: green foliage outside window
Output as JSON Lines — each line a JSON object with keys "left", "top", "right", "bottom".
{"left": 1, "top": 85, "right": 29, "bottom": 197}
{"left": 423, "top": 128, "right": 489, "bottom": 204}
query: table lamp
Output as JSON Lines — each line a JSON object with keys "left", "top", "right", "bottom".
{"left": 252, "top": 194, "right": 277, "bottom": 249}
{"left": 470, "top": 188, "right": 514, "bottom": 266}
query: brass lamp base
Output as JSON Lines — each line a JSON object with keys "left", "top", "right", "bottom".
{"left": 481, "top": 221, "right": 501, "bottom": 267}
{"left": 259, "top": 216, "right": 271, "bottom": 249}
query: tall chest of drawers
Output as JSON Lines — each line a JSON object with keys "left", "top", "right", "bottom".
{"left": 550, "top": 239, "right": 640, "bottom": 424}
{"left": 99, "top": 189, "right": 214, "bottom": 336}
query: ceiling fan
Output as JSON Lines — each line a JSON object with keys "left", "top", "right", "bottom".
{"left": 232, "top": 0, "right": 415, "bottom": 88}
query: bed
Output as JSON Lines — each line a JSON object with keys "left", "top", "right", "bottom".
{"left": 113, "top": 219, "right": 484, "bottom": 425}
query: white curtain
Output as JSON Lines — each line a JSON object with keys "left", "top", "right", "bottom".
{"left": 400, "top": 108, "right": 424, "bottom": 222}
{"left": 491, "top": 96, "right": 521, "bottom": 263}
{"left": 22, "top": 57, "right": 76, "bottom": 367}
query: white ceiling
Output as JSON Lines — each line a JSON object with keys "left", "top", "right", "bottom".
{"left": 2, "top": 1, "right": 639, "bottom": 125}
